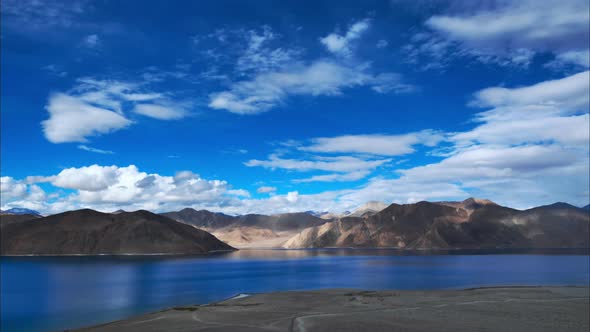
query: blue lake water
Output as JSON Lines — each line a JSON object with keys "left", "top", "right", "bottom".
{"left": 1, "top": 249, "right": 589, "bottom": 332}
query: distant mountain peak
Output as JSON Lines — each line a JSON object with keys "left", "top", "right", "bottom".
{"left": 2, "top": 208, "right": 41, "bottom": 216}
{"left": 349, "top": 201, "right": 389, "bottom": 217}
{"left": 462, "top": 197, "right": 497, "bottom": 205}
{"left": 303, "top": 210, "right": 329, "bottom": 217}
{"left": 536, "top": 202, "right": 580, "bottom": 210}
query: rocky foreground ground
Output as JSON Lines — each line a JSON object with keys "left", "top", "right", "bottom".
{"left": 77, "top": 287, "right": 589, "bottom": 331}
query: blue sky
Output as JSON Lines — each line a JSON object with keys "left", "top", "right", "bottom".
{"left": 1, "top": 0, "right": 589, "bottom": 214}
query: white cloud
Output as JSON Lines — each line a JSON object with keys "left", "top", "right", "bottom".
{"left": 245, "top": 130, "right": 444, "bottom": 184}
{"left": 246, "top": 154, "right": 390, "bottom": 174}
{"left": 454, "top": 113, "right": 589, "bottom": 147}
{"left": 42, "top": 93, "right": 132, "bottom": 143}
{"left": 376, "top": 40, "right": 388, "bottom": 49}
{"left": 83, "top": 34, "right": 100, "bottom": 48}
{"left": 300, "top": 130, "right": 443, "bottom": 156}
{"left": 257, "top": 186, "right": 277, "bottom": 194}
{"left": 42, "top": 78, "right": 190, "bottom": 143}
{"left": 245, "top": 154, "right": 391, "bottom": 183}
{"left": 426, "top": 0, "right": 588, "bottom": 51}
{"left": 209, "top": 60, "right": 412, "bottom": 114}
{"left": 471, "top": 71, "right": 589, "bottom": 109}
{"left": 132, "top": 104, "right": 187, "bottom": 120}
{"left": 400, "top": 145, "right": 581, "bottom": 182}
{"left": 412, "top": 0, "right": 589, "bottom": 68}
{"left": 42, "top": 64, "right": 68, "bottom": 77}
{"left": 202, "top": 22, "right": 412, "bottom": 114}
{"left": 550, "top": 50, "right": 590, "bottom": 68}
{"left": 1, "top": 176, "right": 28, "bottom": 201}
{"left": 2, "top": 0, "right": 87, "bottom": 30}
{"left": 236, "top": 26, "right": 301, "bottom": 74}
{"left": 1, "top": 176, "right": 47, "bottom": 212}
{"left": 320, "top": 19, "right": 370, "bottom": 57}
{"left": 227, "top": 189, "right": 251, "bottom": 198}
{"left": 51, "top": 165, "right": 122, "bottom": 191}
{"left": 6, "top": 165, "right": 241, "bottom": 214}
{"left": 455, "top": 71, "right": 590, "bottom": 147}
{"left": 390, "top": 70, "right": 590, "bottom": 208}
{"left": 78, "top": 145, "right": 114, "bottom": 154}
{"left": 293, "top": 170, "right": 370, "bottom": 183}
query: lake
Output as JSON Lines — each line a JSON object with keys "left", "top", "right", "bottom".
{"left": 1, "top": 249, "right": 589, "bottom": 332}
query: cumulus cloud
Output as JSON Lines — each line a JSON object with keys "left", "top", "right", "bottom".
{"left": 3, "top": 164, "right": 377, "bottom": 215}
{"left": 1, "top": 176, "right": 48, "bottom": 212}
{"left": 51, "top": 165, "right": 122, "bottom": 191}
{"left": 1, "top": 165, "right": 249, "bottom": 214}
{"left": 320, "top": 19, "right": 370, "bottom": 56}
{"left": 1, "top": 176, "right": 28, "bottom": 200}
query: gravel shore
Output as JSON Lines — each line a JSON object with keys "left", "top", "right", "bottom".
{"left": 76, "top": 287, "right": 589, "bottom": 332}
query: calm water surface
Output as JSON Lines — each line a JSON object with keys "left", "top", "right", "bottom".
{"left": 1, "top": 249, "right": 589, "bottom": 332}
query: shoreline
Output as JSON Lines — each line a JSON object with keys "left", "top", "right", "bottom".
{"left": 0, "top": 249, "right": 238, "bottom": 257}
{"left": 2, "top": 247, "right": 589, "bottom": 257}
{"left": 75, "top": 286, "right": 590, "bottom": 331}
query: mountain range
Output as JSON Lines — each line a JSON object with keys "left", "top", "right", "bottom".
{"left": 283, "top": 199, "right": 589, "bottom": 249}
{"left": 0, "top": 209, "right": 234, "bottom": 255}
{"left": 0, "top": 208, "right": 41, "bottom": 216}
{"left": 162, "top": 198, "right": 588, "bottom": 249}
{"left": 1, "top": 198, "right": 588, "bottom": 255}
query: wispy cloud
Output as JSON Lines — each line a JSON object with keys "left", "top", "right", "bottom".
{"left": 407, "top": 0, "right": 589, "bottom": 69}
{"left": 300, "top": 131, "right": 443, "bottom": 156}
{"left": 209, "top": 60, "right": 413, "bottom": 114}
{"left": 78, "top": 145, "right": 114, "bottom": 154}
{"left": 2, "top": 0, "right": 88, "bottom": 29}
{"left": 83, "top": 34, "right": 100, "bottom": 48}
{"left": 245, "top": 154, "right": 391, "bottom": 183}
{"left": 320, "top": 18, "right": 370, "bottom": 57}
{"left": 257, "top": 186, "right": 277, "bottom": 193}
{"left": 42, "top": 77, "right": 191, "bottom": 143}
{"left": 203, "top": 22, "right": 413, "bottom": 114}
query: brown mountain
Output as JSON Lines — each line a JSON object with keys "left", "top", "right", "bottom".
{"left": 161, "top": 209, "right": 328, "bottom": 248}
{"left": 161, "top": 208, "right": 238, "bottom": 229}
{"left": 283, "top": 199, "right": 589, "bottom": 249}
{"left": 0, "top": 213, "right": 42, "bottom": 228}
{"left": 1, "top": 209, "right": 234, "bottom": 255}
